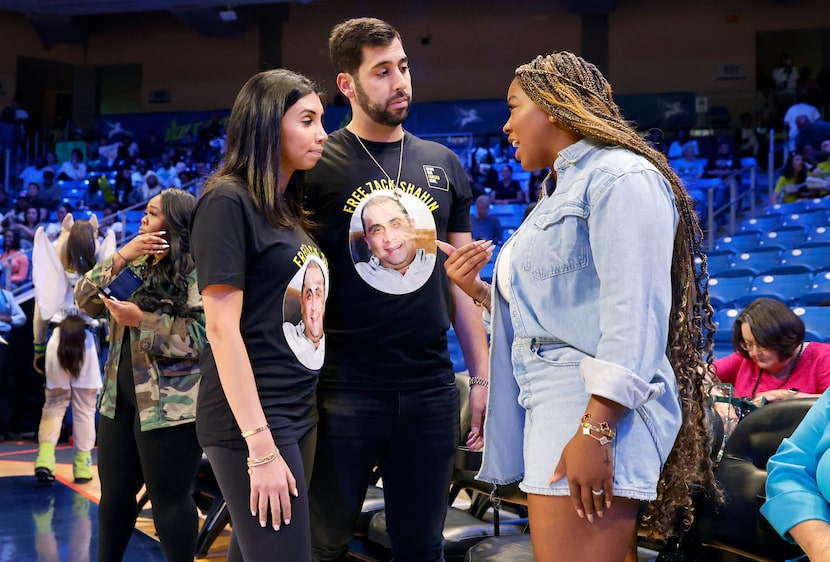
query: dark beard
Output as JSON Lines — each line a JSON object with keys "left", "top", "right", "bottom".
{"left": 353, "top": 78, "right": 410, "bottom": 127}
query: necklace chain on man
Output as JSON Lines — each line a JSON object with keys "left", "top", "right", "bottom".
{"left": 351, "top": 129, "right": 405, "bottom": 190}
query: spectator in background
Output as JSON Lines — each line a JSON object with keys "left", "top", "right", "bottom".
{"left": 773, "top": 54, "right": 799, "bottom": 95}
{"left": 18, "top": 182, "right": 45, "bottom": 211}
{"left": 795, "top": 116, "right": 830, "bottom": 154}
{"left": 0, "top": 283, "right": 26, "bottom": 442}
{"left": 13, "top": 206, "right": 44, "bottom": 248}
{"left": 711, "top": 298, "right": 830, "bottom": 406}
{"left": 1, "top": 229, "right": 29, "bottom": 287}
{"left": 667, "top": 128, "right": 699, "bottom": 160}
{"left": 39, "top": 171, "right": 63, "bottom": 210}
{"left": 141, "top": 130, "right": 165, "bottom": 164}
{"left": 672, "top": 142, "right": 706, "bottom": 185}
{"left": 44, "top": 204, "right": 72, "bottom": 241}
{"left": 98, "top": 203, "right": 124, "bottom": 242}
{"left": 154, "top": 153, "right": 181, "bottom": 189}
{"left": 471, "top": 195, "right": 502, "bottom": 244}
{"left": 17, "top": 155, "right": 50, "bottom": 190}
{"left": 783, "top": 99, "right": 821, "bottom": 151}
{"left": 490, "top": 164, "right": 525, "bottom": 204}
{"left": 773, "top": 152, "right": 810, "bottom": 204}
{"left": 735, "top": 112, "right": 761, "bottom": 160}
{"left": 57, "top": 148, "right": 88, "bottom": 181}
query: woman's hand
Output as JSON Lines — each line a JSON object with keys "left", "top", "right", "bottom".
{"left": 549, "top": 430, "right": 615, "bottom": 523}
{"left": 436, "top": 239, "right": 494, "bottom": 302}
{"left": 119, "top": 230, "right": 169, "bottom": 262}
{"left": 99, "top": 295, "right": 143, "bottom": 327}
{"left": 248, "top": 452, "right": 298, "bottom": 530}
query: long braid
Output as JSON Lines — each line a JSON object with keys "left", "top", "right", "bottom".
{"left": 516, "top": 53, "right": 718, "bottom": 539}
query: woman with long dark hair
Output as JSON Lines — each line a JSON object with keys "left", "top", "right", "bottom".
{"left": 191, "top": 68, "right": 328, "bottom": 561}
{"left": 75, "top": 188, "right": 205, "bottom": 562}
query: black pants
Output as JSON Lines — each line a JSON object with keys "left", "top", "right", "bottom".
{"left": 309, "top": 382, "right": 460, "bottom": 562}
{"left": 204, "top": 426, "right": 316, "bottom": 562}
{"left": 96, "top": 340, "right": 202, "bottom": 562}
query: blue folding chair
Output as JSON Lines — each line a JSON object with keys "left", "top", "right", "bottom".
{"left": 767, "top": 200, "right": 813, "bottom": 215}
{"left": 792, "top": 306, "right": 830, "bottom": 342}
{"left": 800, "top": 270, "right": 830, "bottom": 306}
{"left": 707, "top": 273, "right": 755, "bottom": 309}
{"left": 737, "top": 271, "right": 815, "bottom": 307}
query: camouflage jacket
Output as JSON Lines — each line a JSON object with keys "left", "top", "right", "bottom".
{"left": 74, "top": 254, "right": 206, "bottom": 431}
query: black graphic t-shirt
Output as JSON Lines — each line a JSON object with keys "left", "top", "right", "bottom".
{"left": 304, "top": 129, "right": 472, "bottom": 392}
{"left": 191, "top": 181, "right": 329, "bottom": 448}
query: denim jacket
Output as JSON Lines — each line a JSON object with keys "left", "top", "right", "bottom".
{"left": 479, "top": 139, "right": 683, "bottom": 484}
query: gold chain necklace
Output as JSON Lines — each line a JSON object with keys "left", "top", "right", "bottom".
{"left": 351, "top": 129, "right": 404, "bottom": 188}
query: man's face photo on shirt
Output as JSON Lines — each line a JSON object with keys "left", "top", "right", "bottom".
{"left": 300, "top": 261, "right": 325, "bottom": 348}
{"left": 361, "top": 196, "right": 417, "bottom": 273}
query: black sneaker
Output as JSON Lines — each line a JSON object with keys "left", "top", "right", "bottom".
{"left": 35, "top": 467, "right": 55, "bottom": 485}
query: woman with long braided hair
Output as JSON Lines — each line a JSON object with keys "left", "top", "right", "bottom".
{"left": 439, "top": 51, "right": 716, "bottom": 560}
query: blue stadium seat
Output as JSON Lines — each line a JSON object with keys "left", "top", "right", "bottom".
{"left": 806, "top": 226, "right": 830, "bottom": 243}
{"left": 446, "top": 327, "right": 467, "bottom": 372}
{"left": 738, "top": 271, "right": 815, "bottom": 307}
{"left": 707, "top": 273, "right": 755, "bottom": 309}
{"left": 728, "top": 248, "right": 782, "bottom": 276}
{"left": 758, "top": 226, "right": 809, "bottom": 250}
{"left": 713, "top": 307, "right": 741, "bottom": 342}
{"left": 792, "top": 306, "right": 830, "bottom": 342}
{"left": 803, "top": 197, "right": 830, "bottom": 211}
{"left": 739, "top": 214, "right": 783, "bottom": 233}
{"left": 767, "top": 200, "right": 813, "bottom": 215}
{"left": 780, "top": 210, "right": 829, "bottom": 230}
{"left": 713, "top": 232, "right": 762, "bottom": 253}
{"left": 699, "top": 250, "right": 736, "bottom": 276}
{"left": 775, "top": 243, "right": 830, "bottom": 273}
{"left": 800, "top": 270, "right": 830, "bottom": 306}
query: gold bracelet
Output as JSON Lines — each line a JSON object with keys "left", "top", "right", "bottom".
{"left": 473, "top": 283, "right": 491, "bottom": 308}
{"left": 241, "top": 423, "right": 270, "bottom": 439}
{"left": 469, "top": 376, "right": 489, "bottom": 388}
{"left": 580, "top": 413, "right": 616, "bottom": 445}
{"left": 246, "top": 449, "right": 280, "bottom": 474}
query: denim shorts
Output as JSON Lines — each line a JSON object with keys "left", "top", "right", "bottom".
{"left": 513, "top": 339, "right": 664, "bottom": 501}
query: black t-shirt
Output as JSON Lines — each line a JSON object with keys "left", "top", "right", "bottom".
{"left": 492, "top": 179, "right": 523, "bottom": 201}
{"left": 304, "top": 129, "right": 472, "bottom": 391}
{"left": 191, "top": 182, "right": 328, "bottom": 448}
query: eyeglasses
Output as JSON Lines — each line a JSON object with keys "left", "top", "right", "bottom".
{"left": 740, "top": 341, "right": 769, "bottom": 352}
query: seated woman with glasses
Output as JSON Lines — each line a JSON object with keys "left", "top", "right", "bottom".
{"left": 712, "top": 298, "right": 830, "bottom": 407}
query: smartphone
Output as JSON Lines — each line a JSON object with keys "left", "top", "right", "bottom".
{"left": 99, "top": 268, "right": 144, "bottom": 301}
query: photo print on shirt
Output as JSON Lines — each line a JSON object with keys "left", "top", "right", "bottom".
{"left": 349, "top": 190, "right": 438, "bottom": 295}
{"left": 282, "top": 254, "right": 329, "bottom": 370}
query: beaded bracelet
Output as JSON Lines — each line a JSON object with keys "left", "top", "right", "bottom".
{"left": 241, "top": 423, "right": 270, "bottom": 439}
{"left": 580, "top": 413, "right": 616, "bottom": 445}
{"left": 246, "top": 449, "right": 280, "bottom": 475}
{"left": 469, "top": 376, "right": 489, "bottom": 389}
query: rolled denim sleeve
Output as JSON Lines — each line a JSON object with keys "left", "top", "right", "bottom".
{"left": 583, "top": 166, "right": 678, "bottom": 408}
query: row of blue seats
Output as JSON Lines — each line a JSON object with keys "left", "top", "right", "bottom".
{"left": 708, "top": 269, "right": 830, "bottom": 309}
{"left": 704, "top": 242, "right": 830, "bottom": 277}
{"left": 715, "top": 220, "right": 830, "bottom": 254}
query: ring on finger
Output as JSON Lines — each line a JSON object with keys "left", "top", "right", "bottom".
{"left": 591, "top": 488, "right": 604, "bottom": 496}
